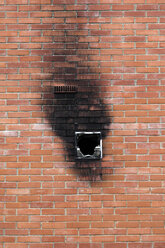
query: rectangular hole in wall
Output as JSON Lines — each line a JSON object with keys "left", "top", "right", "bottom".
{"left": 75, "top": 132, "right": 102, "bottom": 160}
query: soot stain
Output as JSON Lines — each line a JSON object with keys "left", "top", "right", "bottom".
{"left": 43, "top": 27, "right": 111, "bottom": 181}
{"left": 44, "top": 81, "right": 110, "bottom": 180}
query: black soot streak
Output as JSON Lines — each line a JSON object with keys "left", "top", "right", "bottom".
{"left": 43, "top": 25, "right": 111, "bottom": 181}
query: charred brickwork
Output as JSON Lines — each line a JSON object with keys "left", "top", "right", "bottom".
{"left": 44, "top": 90, "right": 110, "bottom": 179}
{"left": 44, "top": 77, "right": 110, "bottom": 180}
{"left": 3, "top": 1, "right": 165, "bottom": 247}
{"left": 43, "top": 5, "right": 110, "bottom": 179}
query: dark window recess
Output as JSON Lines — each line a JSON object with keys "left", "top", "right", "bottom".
{"left": 75, "top": 132, "right": 102, "bottom": 160}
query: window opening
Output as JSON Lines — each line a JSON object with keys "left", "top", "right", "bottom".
{"left": 75, "top": 132, "right": 102, "bottom": 160}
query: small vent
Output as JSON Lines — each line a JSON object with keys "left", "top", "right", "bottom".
{"left": 54, "top": 86, "right": 78, "bottom": 94}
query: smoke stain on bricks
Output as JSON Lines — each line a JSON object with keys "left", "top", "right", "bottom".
{"left": 43, "top": 6, "right": 111, "bottom": 180}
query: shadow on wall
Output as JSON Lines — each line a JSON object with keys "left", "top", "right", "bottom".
{"left": 43, "top": 22, "right": 111, "bottom": 181}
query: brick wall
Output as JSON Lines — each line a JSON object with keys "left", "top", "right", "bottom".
{"left": 1, "top": 0, "right": 165, "bottom": 247}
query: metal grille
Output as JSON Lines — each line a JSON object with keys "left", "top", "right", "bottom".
{"left": 54, "top": 86, "right": 78, "bottom": 94}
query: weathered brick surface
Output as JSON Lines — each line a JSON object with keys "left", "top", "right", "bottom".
{"left": 1, "top": 0, "right": 165, "bottom": 247}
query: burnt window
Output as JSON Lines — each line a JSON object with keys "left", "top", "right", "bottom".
{"left": 75, "top": 132, "right": 102, "bottom": 160}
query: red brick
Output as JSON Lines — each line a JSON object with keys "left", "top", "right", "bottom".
{"left": 128, "top": 244, "right": 152, "bottom": 248}
{"left": 1, "top": 0, "right": 165, "bottom": 247}
{"left": 0, "top": 237, "right": 15, "bottom": 243}
{"left": 80, "top": 244, "right": 101, "bottom": 248}
{"left": 6, "top": 0, "right": 27, "bottom": 3}
{"left": 17, "top": 237, "right": 41, "bottom": 243}
{"left": 154, "top": 243, "right": 165, "bottom": 248}
{"left": 30, "top": 245, "right": 53, "bottom": 248}
{"left": 5, "top": 245, "right": 28, "bottom": 248}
